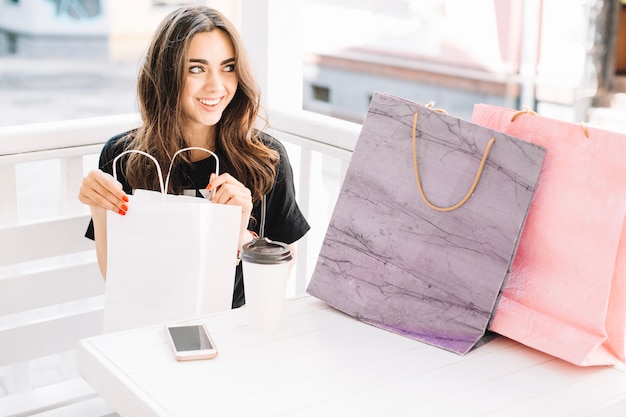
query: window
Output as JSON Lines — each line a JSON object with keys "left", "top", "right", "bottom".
{"left": 312, "top": 85, "right": 330, "bottom": 103}
{"left": 300, "top": 0, "right": 523, "bottom": 123}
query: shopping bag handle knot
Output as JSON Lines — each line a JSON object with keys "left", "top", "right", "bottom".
{"left": 425, "top": 101, "right": 448, "bottom": 114}
{"left": 510, "top": 107, "right": 537, "bottom": 122}
{"left": 580, "top": 121, "right": 589, "bottom": 138}
{"left": 412, "top": 111, "right": 496, "bottom": 212}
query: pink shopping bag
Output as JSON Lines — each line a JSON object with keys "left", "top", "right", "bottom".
{"left": 472, "top": 104, "right": 626, "bottom": 366}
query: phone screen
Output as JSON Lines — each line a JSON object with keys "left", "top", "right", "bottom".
{"left": 168, "top": 325, "right": 214, "bottom": 352}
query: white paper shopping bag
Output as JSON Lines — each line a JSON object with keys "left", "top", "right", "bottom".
{"left": 103, "top": 148, "right": 241, "bottom": 333}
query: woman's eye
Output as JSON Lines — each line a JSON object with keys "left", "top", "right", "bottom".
{"left": 224, "top": 64, "right": 235, "bottom": 72}
{"left": 189, "top": 65, "right": 203, "bottom": 74}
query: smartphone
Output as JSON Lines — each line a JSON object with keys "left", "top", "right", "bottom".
{"left": 165, "top": 322, "right": 218, "bottom": 361}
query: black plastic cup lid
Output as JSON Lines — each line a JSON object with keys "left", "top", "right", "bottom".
{"left": 240, "top": 237, "right": 293, "bottom": 264}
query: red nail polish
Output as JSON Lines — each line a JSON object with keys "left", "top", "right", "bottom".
{"left": 205, "top": 183, "right": 212, "bottom": 190}
{"left": 122, "top": 195, "right": 129, "bottom": 202}
{"left": 121, "top": 204, "right": 128, "bottom": 212}
{"left": 118, "top": 209, "right": 126, "bottom": 216}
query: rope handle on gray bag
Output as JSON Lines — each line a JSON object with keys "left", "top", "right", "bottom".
{"left": 411, "top": 111, "right": 496, "bottom": 212}
{"left": 112, "top": 147, "right": 219, "bottom": 199}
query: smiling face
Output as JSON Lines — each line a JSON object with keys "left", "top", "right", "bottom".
{"left": 181, "top": 29, "right": 238, "bottom": 146}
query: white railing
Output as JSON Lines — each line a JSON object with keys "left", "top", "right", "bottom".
{"left": 0, "top": 109, "right": 360, "bottom": 413}
{"left": 264, "top": 108, "right": 359, "bottom": 292}
{"left": 0, "top": 109, "right": 360, "bottom": 289}
{"left": 0, "top": 114, "right": 142, "bottom": 225}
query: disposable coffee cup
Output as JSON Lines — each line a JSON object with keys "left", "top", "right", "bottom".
{"left": 241, "top": 237, "right": 293, "bottom": 332}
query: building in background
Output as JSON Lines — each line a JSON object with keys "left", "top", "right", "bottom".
{"left": 302, "top": 0, "right": 626, "bottom": 125}
{"left": 0, "top": 0, "right": 240, "bottom": 60}
{"left": 0, "top": 0, "right": 242, "bottom": 125}
{"left": 0, "top": 0, "right": 109, "bottom": 59}
{"left": 0, "top": 0, "right": 625, "bottom": 128}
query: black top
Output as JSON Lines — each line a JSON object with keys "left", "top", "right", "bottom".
{"left": 85, "top": 130, "right": 311, "bottom": 308}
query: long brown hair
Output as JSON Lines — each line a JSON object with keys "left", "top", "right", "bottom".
{"left": 124, "top": 6, "right": 278, "bottom": 201}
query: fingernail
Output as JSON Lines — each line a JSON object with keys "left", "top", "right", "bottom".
{"left": 121, "top": 204, "right": 128, "bottom": 212}
{"left": 205, "top": 183, "right": 212, "bottom": 190}
{"left": 118, "top": 209, "right": 126, "bottom": 216}
{"left": 122, "top": 195, "right": 129, "bottom": 202}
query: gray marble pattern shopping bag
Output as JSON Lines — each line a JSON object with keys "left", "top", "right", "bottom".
{"left": 307, "top": 92, "right": 546, "bottom": 354}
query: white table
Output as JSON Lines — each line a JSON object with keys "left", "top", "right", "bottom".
{"left": 79, "top": 296, "right": 626, "bottom": 417}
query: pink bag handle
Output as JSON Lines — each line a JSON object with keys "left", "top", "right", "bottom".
{"left": 510, "top": 108, "right": 590, "bottom": 138}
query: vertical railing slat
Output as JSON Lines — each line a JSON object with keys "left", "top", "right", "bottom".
{"left": 5, "top": 362, "right": 30, "bottom": 395}
{"left": 0, "top": 165, "right": 18, "bottom": 226}
{"left": 295, "top": 147, "right": 313, "bottom": 295}
{"left": 60, "top": 155, "right": 87, "bottom": 216}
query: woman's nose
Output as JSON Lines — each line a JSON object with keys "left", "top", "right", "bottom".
{"left": 203, "top": 70, "right": 223, "bottom": 90}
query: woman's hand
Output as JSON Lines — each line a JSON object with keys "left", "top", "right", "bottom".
{"left": 78, "top": 169, "right": 129, "bottom": 215}
{"left": 207, "top": 173, "right": 254, "bottom": 248}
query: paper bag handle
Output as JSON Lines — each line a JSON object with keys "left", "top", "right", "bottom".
{"left": 164, "top": 147, "right": 219, "bottom": 198}
{"left": 112, "top": 147, "right": 219, "bottom": 198}
{"left": 411, "top": 111, "right": 496, "bottom": 212}
{"left": 112, "top": 150, "right": 165, "bottom": 194}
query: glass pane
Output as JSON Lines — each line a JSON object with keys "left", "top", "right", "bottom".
{"left": 301, "top": 0, "right": 523, "bottom": 122}
{"left": 301, "top": 0, "right": 622, "bottom": 126}
{"left": 0, "top": 0, "right": 209, "bottom": 127}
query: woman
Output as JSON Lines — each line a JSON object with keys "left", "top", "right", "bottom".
{"left": 78, "top": 6, "right": 310, "bottom": 308}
